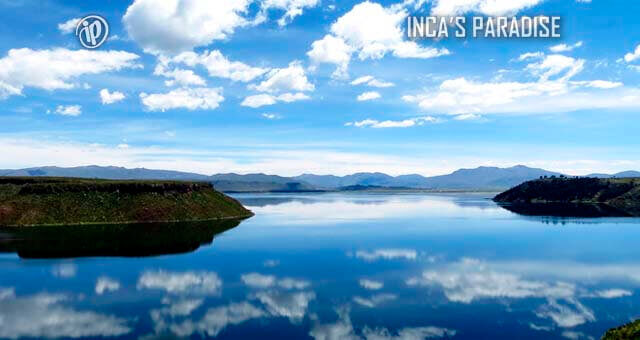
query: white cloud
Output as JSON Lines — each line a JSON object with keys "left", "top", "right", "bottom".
{"left": 264, "top": 259, "right": 280, "bottom": 267}
{"left": 355, "top": 249, "right": 417, "bottom": 261}
{"left": 525, "top": 54, "right": 584, "bottom": 81}
{"left": 258, "top": 0, "right": 321, "bottom": 26}
{"left": 367, "top": 79, "right": 394, "bottom": 88}
{"left": 253, "top": 290, "right": 315, "bottom": 321}
{"left": 95, "top": 277, "right": 121, "bottom": 295}
{"left": 352, "top": 119, "right": 412, "bottom": 128}
{"left": 166, "top": 302, "right": 265, "bottom": 337}
{"left": 362, "top": 325, "right": 457, "bottom": 339}
{"left": 430, "top": 0, "right": 543, "bottom": 16}
{"left": 137, "top": 270, "right": 222, "bottom": 295}
{"left": 353, "top": 293, "right": 396, "bottom": 308}
{"left": 332, "top": 2, "right": 449, "bottom": 61}
{"left": 403, "top": 54, "right": 636, "bottom": 115}
{"left": 169, "top": 50, "right": 268, "bottom": 82}
{"left": 0, "top": 48, "right": 139, "bottom": 99}
{"left": 350, "top": 75, "right": 396, "bottom": 88}
{"left": 99, "top": 89, "right": 126, "bottom": 104}
{"left": 561, "top": 331, "right": 589, "bottom": 340}
{"left": 57, "top": 17, "right": 80, "bottom": 34}
{"left": 140, "top": 87, "right": 224, "bottom": 111}
{"left": 351, "top": 75, "right": 375, "bottom": 85}
{"left": 587, "top": 289, "right": 632, "bottom": 299}
{"left": 278, "top": 92, "right": 311, "bottom": 102}
{"left": 51, "top": 263, "right": 77, "bottom": 277}
{"left": 628, "top": 65, "right": 640, "bottom": 72}
{"left": 624, "top": 44, "right": 640, "bottom": 63}
{"left": 162, "top": 298, "right": 204, "bottom": 317}
{"left": 529, "top": 323, "right": 553, "bottom": 332}
{"left": 242, "top": 94, "right": 277, "bottom": 108}
{"left": 242, "top": 273, "right": 276, "bottom": 289}
{"left": 278, "top": 278, "right": 310, "bottom": 290}
{"left": 454, "top": 113, "right": 482, "bottom": 121}
{"left": 308, "top": 1, "right": 449, "bottom": 75}
{"left": 359, "top": 279, "right": 383, "bottom": 290}
{"left": 310, "top": 308, "right": 455, "bottom": 340}
{"left": 147, "top": 297, "right": 205, "bottom": 336}
{"left": 309, "top": 307, "right": 360, "bottom": 340}
{"left": 241, "top": 92, "right": 310, "bottom": 108}
{"left": 535, "top": 299, "right": 595, "bottom": 328}
{"left": 153, "top": 64, "right": 206, "bottom": 87}
{"left": 549, "top": 41, "right": 583, "bottom": 53}
{"left": 517, "top": 51, "right": 544, "bottom": 61}
{"left": 148, "top": 278, "right": 313, "bottom": 336}
{"left": 347, "top": 116, "right": 438, "bottom": 128}
{"left": 570, "top": 80, "right": 623, "bottom": 89}
{"left": 307, "top": 34, "right": 352, "bottom": 79}
{"left": 403, "top": 77, "right": 556, "bottom": 114}
{"left": 241, "top": 272, "right": 310, "bottom": 290}
{"left": 54, "top": 105, "right": 82, "bottom": 117}
{"left": 251, "top": 61, "right": 314, "bottom": 93}
{"left": 0, "top": 290, "right": 131, "bottom": 339}
{"left": 406, "top": 258, "right": 576, "bottom": 304}
{"left": 262, "top": 113, "right": 282, "bottom": 119}
{"left": 357, "top": 91, "right": 381, "bottom": 101}
{"left": 391, "top": 41, "right": 451, "bottom": 59}
{"left": 123, "top": 0, "right": 252, "bottom": 54}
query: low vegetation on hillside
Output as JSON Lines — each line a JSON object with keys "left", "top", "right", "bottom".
{"left": 493, "top": 177, "right": 640, "bottom": 217}
{"left": 494, "top": 177, "right": 640, "bottom": 207}
{"left": 602, "top": 319, "right": 640, "bottom": 340}
{"left": 0, "top": 177, "right": 252, "bottom": 226}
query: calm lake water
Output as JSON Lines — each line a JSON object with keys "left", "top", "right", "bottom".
{"left": 1, "top": 192, "right": 640, "bottom": 339}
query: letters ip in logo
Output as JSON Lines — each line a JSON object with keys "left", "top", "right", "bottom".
{"left": 76, "top": 15, "right": 109, "bottom": 49}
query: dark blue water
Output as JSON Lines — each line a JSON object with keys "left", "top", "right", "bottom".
{"left": 1, "top": 192, "right": 639, "bottom": 339}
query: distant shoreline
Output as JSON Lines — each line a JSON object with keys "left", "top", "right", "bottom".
{"left": 224, "top": 188, "right": 502, "bottom": 194}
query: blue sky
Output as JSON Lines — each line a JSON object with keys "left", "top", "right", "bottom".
{"left": 0, "top": 0, "right": 639, "bottom": 176}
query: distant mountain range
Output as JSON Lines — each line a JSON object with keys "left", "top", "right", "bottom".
{"left": 1, "top": 165, "right": 638, "bottom": 192}
{"left": 293, "top": 166, "right": 564, "bottom": 190}
{"left": 585, "top": 171, "right": 640, "bottom": 178}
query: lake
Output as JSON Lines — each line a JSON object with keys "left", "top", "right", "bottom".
{"left": 1, "top": 192, "right": 640, "bottom": 339}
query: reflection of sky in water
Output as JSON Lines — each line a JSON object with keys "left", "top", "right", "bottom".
{"left": 1, "top": 192, "right": 640, "bottom": 339}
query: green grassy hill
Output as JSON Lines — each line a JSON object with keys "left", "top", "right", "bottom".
{"left": 0, "top": 177, "right": 252, "bottom": 226}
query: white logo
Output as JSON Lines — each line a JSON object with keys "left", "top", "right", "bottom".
{"left": 76, "top": 15, "right": 109, "bottom": 49}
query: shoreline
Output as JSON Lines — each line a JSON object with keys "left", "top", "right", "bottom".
{"left": 0, "top": 213, "right": 254, "bottom": 228}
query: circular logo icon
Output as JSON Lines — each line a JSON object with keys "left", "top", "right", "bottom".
{"left": 75, "top": 15, "right": 109, "bottom": 49}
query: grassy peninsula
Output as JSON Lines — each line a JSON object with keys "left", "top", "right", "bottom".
{"left": 494, "top": 177, "right": 640, "bottom": 216}
{"left": 0, "top": 177, "right": 252, "bottom": 226}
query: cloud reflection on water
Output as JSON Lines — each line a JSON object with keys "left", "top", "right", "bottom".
{"left": 309, "top": 306, "right": 456, "bottom": 340}
{"left": 137, "top": 270, "right": 222, "bottom": 295}
{"left": 0, "top": 287, "right": 131, "bottom": 339}
{"left": 407, "top": 257, "right": 638, "bottom": 330}
{"left": 243, "top": 194, "right": 504, "bottom": 224}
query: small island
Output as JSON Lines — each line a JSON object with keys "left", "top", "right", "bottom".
{"left": 0, "top": 177, "right": 252, "bottom": 226}
{"left": 493, "top": 177, "right": 640, "bottom": 217}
